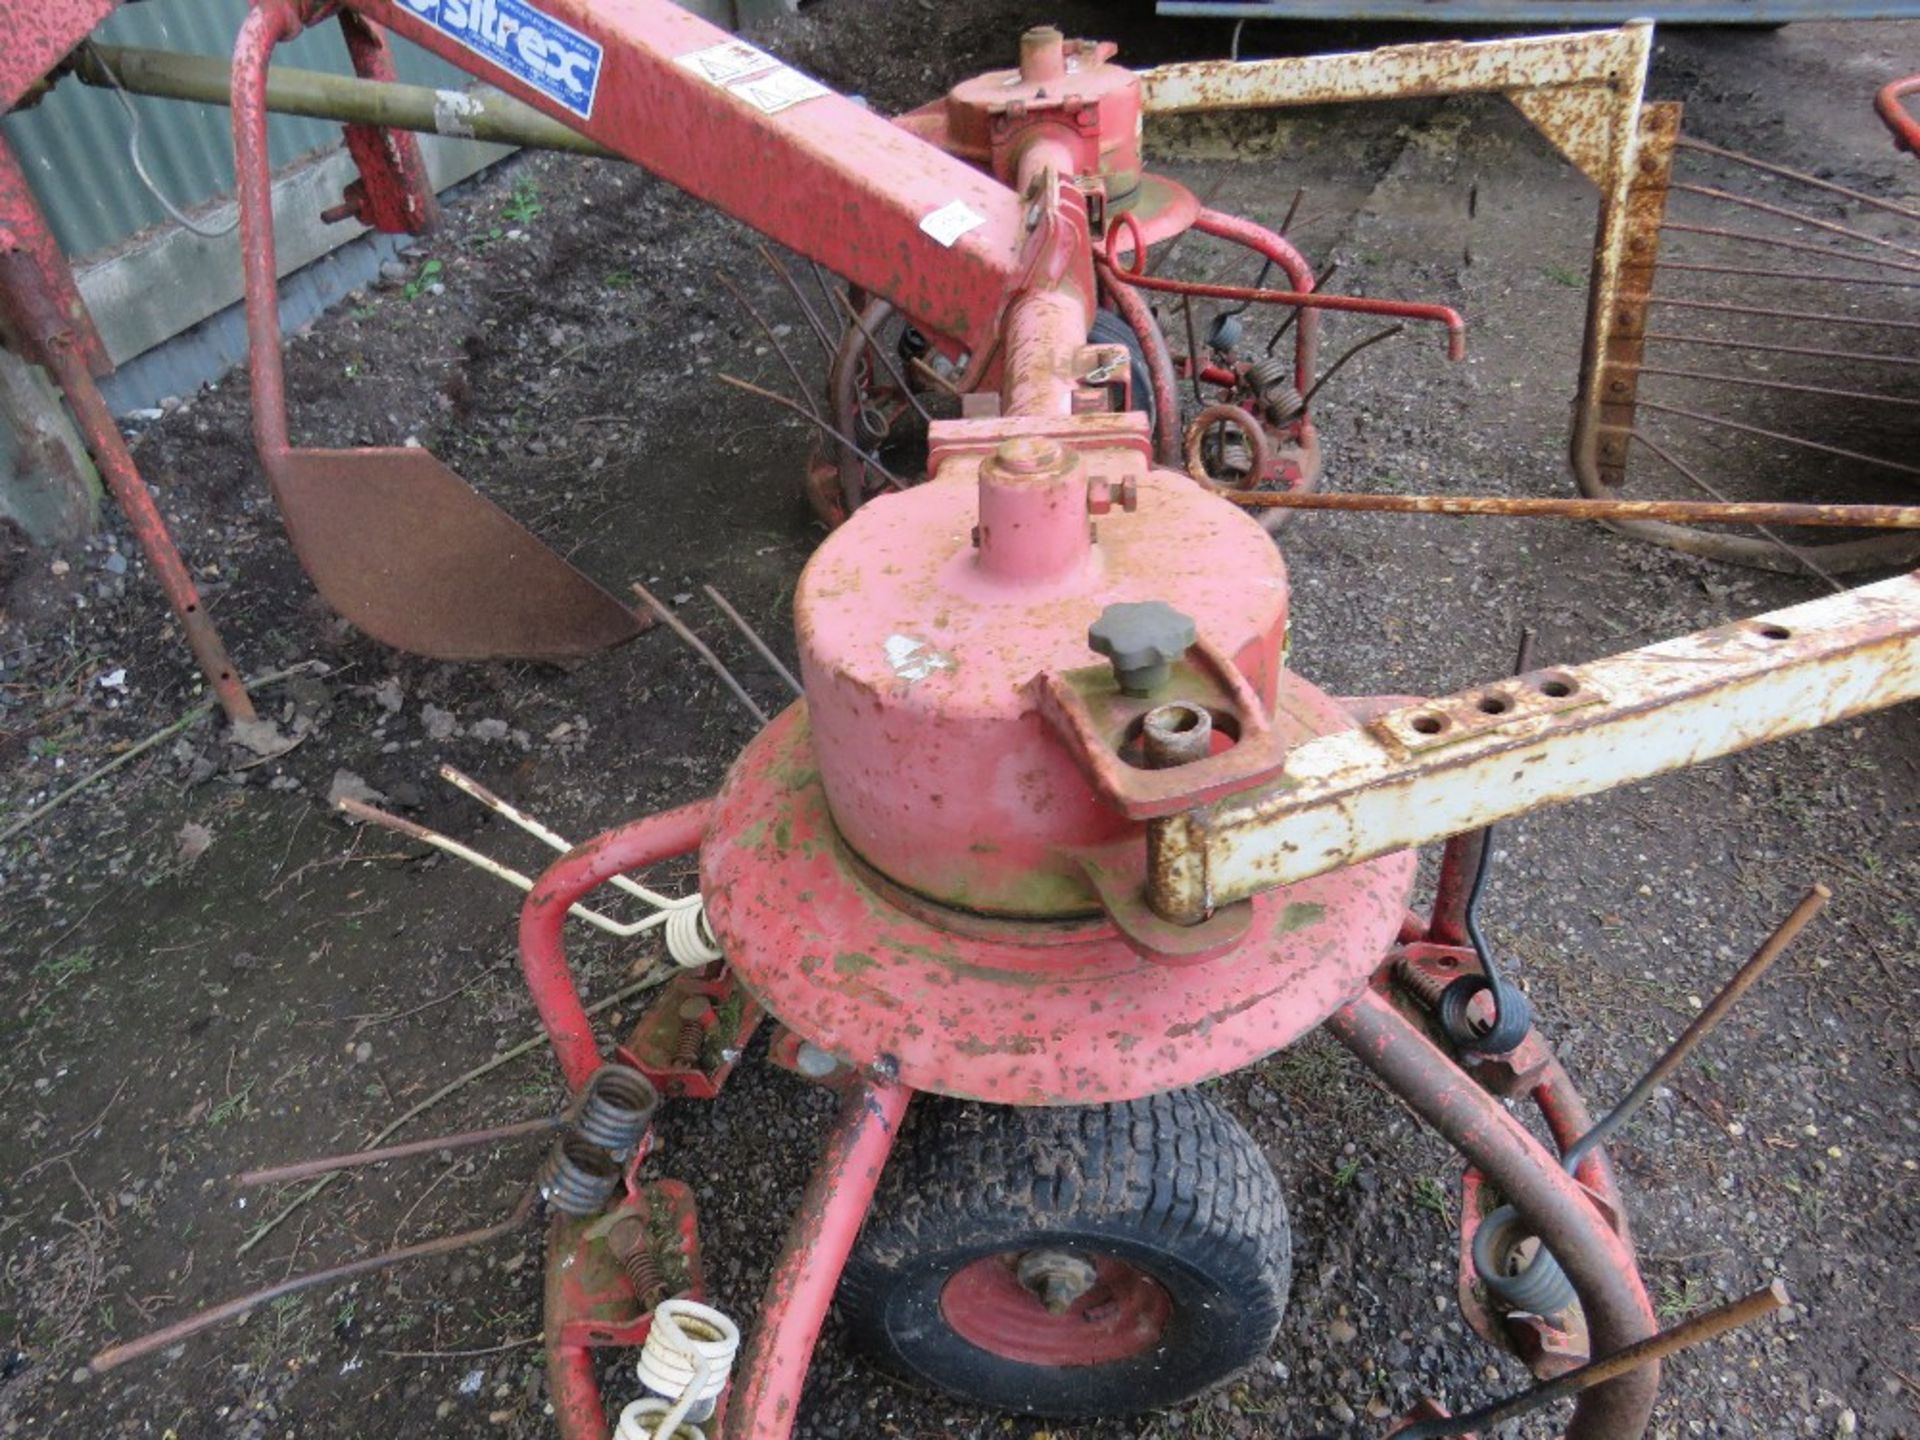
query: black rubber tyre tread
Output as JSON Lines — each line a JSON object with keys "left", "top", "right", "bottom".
{"left": 840, "top": 1088, "right": 1291, "bottom": 1418}
{"left": 1090, "top": 307, "right": 1159, "bottom": 438}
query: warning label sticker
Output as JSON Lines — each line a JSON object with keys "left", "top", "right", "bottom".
{"left": 675, "top": 39, "right": 830, "bottom": 116}
{"left": 674, "top": 39, "right": 777, "bottom": 86}
{"left": 919, "top": 200, "right": 988, "bottom": 248}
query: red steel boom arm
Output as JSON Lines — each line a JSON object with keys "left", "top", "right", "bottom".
{"left": 343, "top": 0, "right": 1031, "bottom": 357}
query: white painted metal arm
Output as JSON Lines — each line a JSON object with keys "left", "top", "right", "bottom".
{"left": 1149, "top": 572, "right": 1920, "bottom": 924}
{"left": 1137, "top": 25, "right": 1648, "bottom": 117}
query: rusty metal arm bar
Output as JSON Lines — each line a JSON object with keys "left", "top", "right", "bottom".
{"left": 1222, "top": 490, "right": 1920, "bottom": 527}
{"left": 1397, "top": 1281, "right": 1791, "bottom": 1440}
{"left": 1158, "top": 0, "right": 1902, "bottom": 18}
{"left": 71, "top": 42, "right": 614, "bottom": 156}
{"left": 1644, "top": 330, "right": 1920, "bottom": 368}
{"left": 1138, "top": 26, "right": 1646, "bottom": 113}
{"left": 1149, "top": 573, "right": 1920, "bottom": 922}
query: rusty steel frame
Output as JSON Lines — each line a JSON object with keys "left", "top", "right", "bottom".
{"left": 1143, "top": 28, "right": 1658, "bottom": 498}
{"left": 1147, "top": 571, "right": 1920, "bottom": 923}
{"left": 1142, "top": 27, "right": 1920, "bottom": 570}
{"left": 1328, "top": 986, "right": 1661, "bottom": 1439}
{"left": 0, "top": 131, "right": 258, "bottom": 723}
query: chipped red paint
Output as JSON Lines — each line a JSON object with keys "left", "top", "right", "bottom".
{"left": 701, "top": 708, "right": 1415, "bottom": 1103}
{"left": 342, "top": 0, "right": 1029, "bottom": 356}
{"left": 0, "top": 139, "right": 255, "bottom": 723}
{"left": 0, "top": 0, "right": 117, "bottom": 112}
{"left": 1326, "top": 987, "right": 1659, "bottom": 1440}
{"left": 517, "top": 800, "right": 714, "bottom": 1092}
{"left": 719, "top": 1078, "right": 911, "bottom": 1440}
{"left": 334, "top": 10, "right": 440, "bottom": 235}
{"left": 941, "top": 1253, "right": 1171, "bottom": 1365}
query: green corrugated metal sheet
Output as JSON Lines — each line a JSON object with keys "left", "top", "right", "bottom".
{"left": 0, "top": 0, "right": 480, "bottom": 258}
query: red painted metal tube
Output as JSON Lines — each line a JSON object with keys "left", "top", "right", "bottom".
{"left": 1103, "top": 218, "right": 1466, "bottom": 361}
{"left": 1190, "top": 207, "right": 1320, "bottom": 392}
{"left": 517, "top": 800, "right": 714, "bottom": 1092}
{"left": 1325, "top": 988, "right": 1659, "bottom": 1440}
{"left": 547, "top": 1289, "right": 609, "bottom": 1440}
{"left": 1878, "top": 76, "right": 1920, "bottom": 155}
{"left": 1427, "top": 830, "right": 1484, "bottom": 949}
{"left": 345, "top": 0, "right": 1029, "bottom": 359}
{"left": 232, "top": 0, "right": 298, "bottom": 459}
{"left": 37, "top": 316, "right": 257, "bottom": 724}
{"left": 720, "top": 1078, "right": 912, "bottom": 1440}
{"left": 1532, "top": 1055, "right": 1629, "bottom": 1220}
{"left": 1099, "top": 269, "right": 1183, "bottom": 468}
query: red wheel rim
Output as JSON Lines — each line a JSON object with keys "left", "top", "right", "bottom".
{"left": 939, "top": 1253, "right": 1172, "bottom": 1366}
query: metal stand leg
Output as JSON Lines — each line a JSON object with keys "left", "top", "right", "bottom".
{"left": 720, "top": 1077, "right": 911, "bottom": 1440}
{"left": 1326, "top": 986, "right": 1660, "bottom": 1440}
{"left": 0, "top": 140, "right": 255, "bottom": 724}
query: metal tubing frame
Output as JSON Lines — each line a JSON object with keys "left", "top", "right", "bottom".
{"left": 1326, "top": 987, "right": 1659, "bottom": 1439}
{"left": 0, "top": 136, "right": 256, "bottom": 724}
{"left": 337, "top": 0, "right": 1031, "bottom": 358}
{"left": 1099, "top": 267, "right": 1185, "bottom": 469}
{"left": 1880, "top": 76, "right": 1920, "bottom": 156}
{"left": 719, "top": 1078, "right": 912, "bottom": 1440}
{"left": 1148, "top": 571, "right": 1920, "bottom": 921}
{"left": 74, "top": 40, "right": 614, "bottom": 154}
{"left": 1189, "top": 206, "right": 1321, "bottom": 395}
{"left": 233, "top": 0, "right": 300, "bottom": 462}
{"left": 516, "top": 799, "right": 714, "bottom": 1093}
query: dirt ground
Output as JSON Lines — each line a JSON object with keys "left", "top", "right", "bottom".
{"left": 2, "top": 5, "right": 1915, "bottom": 1438}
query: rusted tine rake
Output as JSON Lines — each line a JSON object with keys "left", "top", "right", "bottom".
{"left": 1574, "top": 94, "right": 1920, "bottom": 577}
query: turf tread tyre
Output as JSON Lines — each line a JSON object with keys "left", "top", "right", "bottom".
{"left": 840, "top": 1088, "right": 1290, "bottom": 1418}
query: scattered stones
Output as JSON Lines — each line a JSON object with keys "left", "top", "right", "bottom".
{"left": 422, "top": 704, "right": 459, "bottom": 741}
{"left": 326, "top": 770, "right": 387, "bottom": 807}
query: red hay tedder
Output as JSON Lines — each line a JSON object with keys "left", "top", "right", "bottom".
{"left": 3, "top": 2, "right": 1917, "bottom": 1437}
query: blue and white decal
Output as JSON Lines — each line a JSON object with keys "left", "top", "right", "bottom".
{"left": 400, "top": 0, "right": 603, "bottom": 119}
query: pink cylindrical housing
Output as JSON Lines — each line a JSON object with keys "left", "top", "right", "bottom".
{"left": 794, "top": 417, "right": 1289, "bottom": 919}
{"left": 976, "top": 438, "right": 1092, "bottom": 584}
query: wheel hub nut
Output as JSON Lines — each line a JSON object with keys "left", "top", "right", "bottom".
{"left": 1015, "top": 1249, "right": 1098, "bottom": 1314}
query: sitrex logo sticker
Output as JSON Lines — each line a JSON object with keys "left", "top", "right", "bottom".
{"left": 400, "top": 0, "right": 602, "bottom": 119}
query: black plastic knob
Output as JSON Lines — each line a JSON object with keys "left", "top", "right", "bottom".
{"left": 1088, "top": 600, "right": 1197, "bottom": 697}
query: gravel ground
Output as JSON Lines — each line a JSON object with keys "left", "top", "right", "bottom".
{"left": 0, "top": 6, "right": 1914, "bottom": 1440}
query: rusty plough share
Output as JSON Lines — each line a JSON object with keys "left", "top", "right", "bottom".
{"left": 35, "top": 6, "right": 1920, "bottom": 1440}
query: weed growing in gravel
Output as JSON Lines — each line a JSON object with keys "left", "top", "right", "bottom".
{"left": 504, "top": 179, "right": 543, "bottom": 225}
{"left": 1412, "top": 1175, "right": 1452, "bottom": 1224}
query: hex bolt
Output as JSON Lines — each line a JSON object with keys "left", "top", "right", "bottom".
{"left": 1088, "top": 600, "right": 1197, "bottom": 697}
{"left": 1086, "top": 475, "right": 1141, "bottom": 516}
{"left": 1016, "top": 1250, "right": 1097, "bottom": 1315}
{"left": 1141, "top": 701, "right": 1213, "bottom": 768}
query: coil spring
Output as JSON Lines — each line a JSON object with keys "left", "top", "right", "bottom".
{"left": 664, "top": 902, "right": 724, "bottom": 967}
{"left": 1470, "top": 1203, "right": 1577, "bottom": 1319}
{"left": 538, "top": 1134, "right": 621, "bottom": 1218}
{"left": 620, "top": 1239, "right": 670, "bottom": 1310}
{"left": 577, "top": 1065, "right": 658, "bottom": 1159}
{"left": 614, "top": 1399, "right": 704, "bottom": 1440}
{"left": 672, "top": 999, "right": 712, "bottom": 1070}
{"left": 1243, "top": 355, "right": 1305, "bottom": 423}
{"left": 1393, "top": 954, "right": 1453, "bottom": 1010}
{"left": 1438, "top": 974, "right": 1535, "bottom": 1055}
